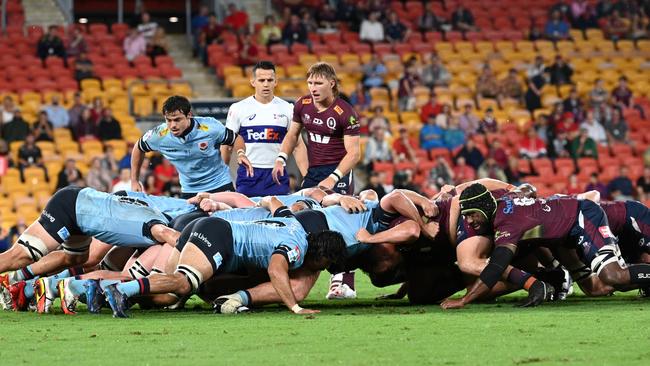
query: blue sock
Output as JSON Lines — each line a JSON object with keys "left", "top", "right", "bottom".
{"left": 115, "top": 279, "right": 149, "bottom": 297}
{"left": 68, "top": 279, "right": 92, "bottom": 298}
{"left": 237, "top": 290, "right": 250, "bottom": 306}
{"left": 24, "top": 279, "right": 36, "bottom": 299}
{"left": 98, "top": 280, "right": 121, "bottom": 291}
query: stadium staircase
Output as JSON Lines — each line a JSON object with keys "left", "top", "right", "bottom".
{"left": 167, "top": 34, "right": 223, "bottom": 99}
{"left": 22, "top": 0, "right": 65, "bottom": 28}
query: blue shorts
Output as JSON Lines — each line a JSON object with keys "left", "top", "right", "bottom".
{"left": 301, "top": 164, "right": 354, "bottom": 195}
{"left": 236, "top": 165, "right": 289, "bottom": 197}
{"left": 619, "top": 201, "right": 650, "bottom": 262}
{"left": 570, "top": 200, "right": 618, "bottom": 267}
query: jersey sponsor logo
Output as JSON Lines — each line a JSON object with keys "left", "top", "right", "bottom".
{"left": 303, "top": 113, "right": 311, "bottom": 122}
{"left": 118, "top": 197, "right": 149, "bottom": 207}
{"left": 502, "top": 198, "right": 514, "bottom": 214}
{"left": 309, "top": 132, "right": 330, "bottom": 144}
{"left": 302, "top": 98, "right": 312, "bottom": 104}
{"left": 254, "top": 219, "right": 287, "bottom": 227}
{"left": 57, "top": 227, "right": 70, "bottom": 241}
{"left": 348, "top": 115, "right": 358, "bottom": 125}
{"left": 41, "top": 210, "right": 55, "bottom": 223}
{"left": 198, "top": 141, "right": 209, "bottom": 151}
{"left": 159, "top": 128, "right": 169, "bottom": 137}
{"left": 333, "top": 105, "right": 344, "bottom": 115}
{"left": 213, "top": 252, "right": 223, "bottom": 268}
{"left": 247, "top": 114, "right": 256, "bottom": 121}
{"left": 494, "top": 230, "right": 510, "bottom": 241}
{"left": 191, "top": 232, "right": 212, "bottom": 247}
{"left": 313, "top": 117, "right": 323, "bottom": 125}
{"left": 337, "top": 182, "right": 346, "bottom": 188}
{"left": 198, "top": 124, "right": 209, "bottom": 131}
{"left": 598, "top": 226, "right": 614, "bottom": 239}
{"left": 245, "top": 127, "right": 283, "bottom": 142}
{"left": 286, "top": 245, "right": 301, "bottom": 264}
{"left": 326, "top": 117, "right": 337, "bottom": 130}
{"left": 142, "top": 129, "right": 154, "bottom": 141}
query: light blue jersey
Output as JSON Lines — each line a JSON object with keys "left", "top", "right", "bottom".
{"left": 249, "top": 194, "right": 321, "bottom": 209}
{"left": 138, "top": 116, "right": 236, "bottom": 193}
{"left": 225, "top": 217, "right": 308, "bottom": 272}
{"left": 75, "top": 188, "right": 170, "bottom": 247}
{"left": 123, "top": 191, "right": 197, "bottom": 219}
{"left": 212, "top": 207, "right": 272, "bottom": 221}
{"left": 318, "top": 200, "right": 382, "bottom": 257}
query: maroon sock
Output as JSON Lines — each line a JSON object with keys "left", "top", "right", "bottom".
{"left": 342, "top": 271, "right": 355, "bottom": 290}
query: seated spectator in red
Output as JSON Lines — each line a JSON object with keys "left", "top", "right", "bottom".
{"left": 566, "top": 174, "right": 583, "bottom": 195}
{"left": 124, "top": 27, "right": 147, "bottom": 63}
{"left": 17, "top": 133, "right": 49, "bottom": 183}
{"left": 451, "top": 6, "right": 477, "bottom": 32}
{"left": 224, "top": 3, "right": 249, "bottom": 34}
{"left": 489, "top": 139, "right": 508, "bottom": 168}
{"left": 545, "top": 55, "right": 573, "bottom": 85}
{"left": 612, "top": 76, "right": 646, "bottom": 119}
{"left": 384, "top": 11, "right": 410, "bottom": 43}
{"left": 519, "top": 128, "right": 548, "bottom": 159}
{"left": 636, "top": 166, "right": 650, "bottom": 200}
{"left": 89, "top": 97, "right": 104, "bottom": 123}
{"left": 282, "top": 14, "right": 311, "bottom": 51}
{"left": 478, "top": 107, "right": 498, "bottom": 133}
{"left": 154, "top": 158, "right": 177, "bottom": 193}
{"left": 67, "top": 27, "right": 87, "bottom": 57}
{"left": 604, "top": 11, "right": 630, "bottom": 40}
{"left": 98, "top": 109, "right": 122, "bottom": 141}
{"left": 452, "top": 156, "right": 476, "bottom": 184}
{"left": 555, "top": 112, "right": 579, "bottom": 138}
{"left": 585, "top": 172, "right": 607, "bottom": 198}
{"left": 455, "top": 139, "right": 484, "bottom": 171}
{"left": 419, "top": 92, "right": 442, "bottom": 123}
{"left": 32, "top": 112, "right": 54, "bottom": 142}
{"left": 74, "top": 52, "right": 95, "bottom": 83}
{"left": 392, "top": 126, "right": 419, "bottom": 163}
{"left": 237, "top": 34, "right": 258, "bottom": 68}
{"left": 74, "top": 108, "right": 98, "bottom": 142}
{"left": 544, "top": 10, "right": 571, "bottom": 41}
{"left": 37, "top": 25, "right": 66, "bottom": 65}
{"left": 198, "top": 13, "right": 224, "bottom": 65}
{"left": 2, "top": 109, "right": 30, "bottom": 144}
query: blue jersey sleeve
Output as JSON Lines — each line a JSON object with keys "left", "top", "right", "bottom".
{"left": 272, "top": 243, "right": 305, "bottom": 269}
{"left": 196, "top": 116, "right": 237, "bottom": 146}
{"left": 138, "top": 123, "right": 167, "bottom": 152}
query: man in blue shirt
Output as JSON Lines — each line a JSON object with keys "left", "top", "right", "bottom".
{"left": 131, "top": 96, "right": 252, "bottom": 199}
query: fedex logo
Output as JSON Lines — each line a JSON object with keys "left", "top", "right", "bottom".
{"left": 247, "top": 128, "right": 281, "bottom": 141}
{"left": 243, "top": 125, "right": 287, "bottom": 143}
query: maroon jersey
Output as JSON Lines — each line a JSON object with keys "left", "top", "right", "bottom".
{"left": 493, "top": 196, "right": 579, "bottom": 248}
{"left": 600, "top": 201, "right": 627, "bottom": 234}
{"left": 293, "top": 95, "right": 360, "bottom": 167}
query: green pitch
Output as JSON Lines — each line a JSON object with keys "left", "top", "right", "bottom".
{"left": 2, "top": 274, "right": 650, "bottom": 366}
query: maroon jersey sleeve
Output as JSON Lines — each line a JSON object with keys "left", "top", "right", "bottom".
{"left": 335, "top": 100, "right": 360, "bottom": 136}
{"left": 292, "top": 96, "right": 309, "bottom": 124}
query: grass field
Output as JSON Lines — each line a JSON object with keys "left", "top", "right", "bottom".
{"left": 2, "top": 273, "right": 650, "bottom": 366}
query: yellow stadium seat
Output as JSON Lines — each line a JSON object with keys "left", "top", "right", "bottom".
{"left": 81, "top": 79, "right": 102, "bottom": 91}
{"left": 454, "top": 41, "right": 474, "bottom": 54}
{"left": 434, "top": 43, "right": 454, "bottom": 53}
{"left": 319, "top": 54, "right": 339, "bottom": 65}
{"left": 298, "top": 54, "right": 318, "bottom": 65}
{"left": 169, "top": 82, "right": 193, "bottom": 98}
{"left": 232, "top": 84, "right": 254, "bottom": 98}
{"left": 81, "top": 89, "right": 108, "bottom": 105}
{"left": 569, "top": 29, "right": 583, "bottom": 41}
{"left": 22, "top": 167, "right": 46, "bottom": 185}
{"left": 53, "top": 128, "right": 73, "bottom": 143}
{"left": 133, "top": 95, "right": 154, "bottom": 116}
{"left": 7, "top": 184, "right": 30, "bottom": 200}
{"left": 56, "top": 140, "right": 79, "bottom": 155}
{"left": 81, "top": 139, "right": 103, "bottom": 153}
{"left": 595, "top": 40, "right": 615, "bottom": 53}
{"left": 515, "top": 41, "right": 535, "bottom": 53}
{"left": 285, "top": 65, "right": 306, "bottom": 79}
{"left": 339, "top": 53, "right": 359, "bottom": 65}
{"left": 586, "top": 29, "right": 604, "bottom": 39}
{"left": 27, "top": 181, "right": 50, "bottom": 196}
{"left": 35, "top": 141, "right": 55, "bottom": 155}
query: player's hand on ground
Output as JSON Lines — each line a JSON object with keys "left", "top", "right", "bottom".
{"left": 131, "top": 181, "right": 144, "bottom": 192}
{"left": 355, "top": 228, "right": 372, "bottom": 243}
{"left": 272, "top": 160, "right": 285, "bottom": 185}
{"left": 238, "top": 154, "right": 254, "bottom": 177}
{"left": 317, "top": 176, "right": 336, "bottom": 191}
{"left": 294, "top": 308, "right": 320, "bottom": 315}
{"left": 518, "top": 280, "right": 555, "bottom": 308}
{"left": 440, "top": 298, "right": 466, "bottom": 310}
{"left": 340, "top": 196, "right": 367, "bottom": 213}
{"left": 421, "top": 221, "right": 440, "bottom": 240}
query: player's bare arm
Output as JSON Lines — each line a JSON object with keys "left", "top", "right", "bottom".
{"left": 268, "top": 254, "right": 318, "bottom": 314}
{"left": 272, "top": 121, "right": 303, "bottom": 184}
{"left": 317, "top": 134, "right": 360, "bottom": 190}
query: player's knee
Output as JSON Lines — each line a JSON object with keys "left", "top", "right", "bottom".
{"left": 62, "top": 252, "right": 88, "bottom": 267}
{"left": 174, "top": 264, "right": 204, "bottom": 295}
{"left": 597, "top": 262, "right": 628, "bottom": 286}
{"left": 16, "top": 233, "right": 49, "bottom": 262}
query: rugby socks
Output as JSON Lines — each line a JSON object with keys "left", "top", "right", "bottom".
{"left": 24, "top": 279, "right": 37, "bottom": 298}
{"left": 236, "top": 290, "right": 251, "bottom": 307}
{"left": 628, "top": 264, "right": 650, "bottom": 285}
{"left": 68, "top": 278, "right": 91, "bottom": 297}
{"left": 115, "top": 278, "right": 150, "bottom": 297}
{"left": 342, "top": 271, "right": 355, "bottom": 290}
{"left": 506, "top": 268, "right": 537, "bottom": 290}
{"left": 11, "top": 266, "right": 35, "bottom": 283}
{"left": 98, "top": 279, "right": 122, "bottom": 291}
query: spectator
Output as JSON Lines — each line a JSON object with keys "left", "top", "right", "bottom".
{"left": 519, "top": 128, "right": 548, "bottom": 159}
{"left": 162, "top": 174, "right": 182, "bottom": 198}
{"left": 630, "top": 12, "right": 648, "bottom": 40}
{"left": 359, "top": 11, "right": 384, "bottom": 43}
{"left": 417, "top": 8, "right": 444, "bottom": 33}
{"left": 68, "top": 92, "right": 86, "bottom": 132}
{"left": 74, "top": 108, "right": 98, "bottom": 142}
{"left": 478, "top": 157, "right": 507, "bottom": 181}
{"left": 392, "top": 126, "right": 419, "bottom": 163}
{"left": 545, "top": 55, "right": 573, "bottom": 85}
{"left": 89, "top": 97, "right": 104, "bottom": 123}
{"left": 555, "top": 112, "right": 579, "bottom": 139}
{"left": 364, "top": 125, "right": 393, "bottom": 169}
{"left": 191, "top": 5, "right": 210, "bottom": 36}
{"left": 452, "top": 156, "right": 476, "bottom": 184}
{"left": 101, "top": 145, "right": 120, "bottom": 179}
{"left": 144, "top": 174, "right": 160, "bottom": 196}
{"left": 551, "top": 0, "right": 571, "bottom": 18}
{"left": 397, "top": 61, "right": 421, "bottom": 111}
{"left": 607, "top": 166, "right": 634, "bottom": 200}
{"left": 316, "top": 4, "right": 339, "bottom": 32}
{"left": 604, "top": 108, "right": 629, "bottom": 143}
{"left": 563, "top": 87, "right": 585, "bottom": 122}
{"left": 37, "top": 25, "right": 66, "bottom": 65}
{"left": 566, "top": 174, "right": 583, "bottom": 194}
{"left": 56, "top": 159, "right": 83, "bottom": 189}
{"left": 552, "top": 131, "right": 571, "bottom": 158}
{"left": 596, "top": 0, "right": 616, "bottom": 19}
{"left": 85, "top": 156, "right": 112, "bottom": 192}
{"left": 362, "top": 54, "right": 389, "bottom": 91}
{"left": 368, "top": 106, "right": 390, "bottom": 132}
{"left": 223, "top": 3, "right": 249, "bottom": 34}
{"left": 476, "top": 64, "right": 500, "bottom": 100}
{"left": 479, "top": 107, "right": 499, "bottom": 133}
{"left": 419, "top": 114, "right": 445, "bottom": 151}
{"left": 0, "top": 96, "right": 15, "bottom": 124}
{"left": 612, "top": 76, "right": 646, "bottom": 119}
{"left": 153, "top": 157, "right": 176, "bottom": 193}
{"left": 300, "top": 9, "right": 318, "bottom": 34}
{"left": 123, "top": 27, "right": 147, "bottom": 62}
{"left": 585, "top": 172, "right": 608, "bottom": 198}
{"left": 349, "top": 82, "right": 371, "bottom": 111}
{"left": 2, "top": 109, "right": 30, "bottom": 144}
{"left": 429, "top": 156, "right": 454, "bottom": 189}
{"left": 119, "top": 142, "right": 134, "bottom": 170}
{"left": 590, "top": 78, "right": 609, "bottom": 108}
{"left": 421, "top": 53, "right": 451, "bottom": 88}
{"left": 545, "top": 10, "right": 571, "bottom": 41}
{"left": 458, "top": 104, "right": 480, "bottom": 136}
{"left": 74, "top": 52, "right": 95, "bottom": 83}
{"left": 337, "top": 0, "right": 363, "bottom": 31}
{"left": 489, "top": 139, "right": 509, "bottom": 168}
{"left": 444, "top": 117, "right": 466, "bottom": 151}
{"left": 137, "top": 12, "right": 158, "bottom": 43}
{"left": 570, "top": 0, "right": 598, "bottom": 30}
{"left": 67, "top": 27, "right": 87, "bottom": 57}
{"left": 435, "top": 103, "right": 453, "bottom": 128}
{"left": 384, "top": 11, "right": 410, "bottom": 43}
{"left": 258, "top": 15, "right": 282, "bottom": 53}
{"left": 570, "top": 128, "right": 598, "bottom": 159}
{"left": 198, "top": 13, "right": 224, "bottom": 65}
{"left": 504, "top": 156, "right": 526, "bottom": 185}
{"left": 237, "top": 33, "right": 258, "bottom": 68}
{"left": 17, "top": 134, "right": 48, "bottom": 183}
{"left": 528, "top": 24, "right": 544, "bottom": 41}
{"left": 498, "top": 68, "right": 524, "bottom": 102}
{"left": 456, "top": 139, "right": 484, "bottom": 170}
{"left": 535, "top": 114, "right": 552, "bottom": 144}
{"left": 148, "top": 28, "right": 169, "bottom": 65}
{"left": 451, "top": 6, "right": 477, "bottom": 33}
{"left": 419, "top": 92, "right": 443, "bottom": 123}
{"left": 111, "top": 167, "right": 132, "bottom": 193}
{"left": 604, "top": 11, "right": 630, "bottom": 40}
{"left": 362, "top": 171, "right": 387, "bottom": 199}
{"left": 32, "top": 112, "right": 54, "bottom": 142}
{"left": 44, "top": 95, "right": 70, "bottom": 129}
{"left": 97, "top": 108, "right": 122, "bottom": 141}
{"left": 636, "top": 167, "right": 650, "bottom": 200}
{"left": 580, "top": 111, "right": 608, "bottom": 146}
{"left": 282, "top": 14, "right": 310, "bottom": 51}
{"left": 393, "top": 170, "right": 420, "bottom": 193}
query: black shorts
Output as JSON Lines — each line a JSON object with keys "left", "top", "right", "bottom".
{"left": 38, "top": 186, "right": 84, "bottom": 243}
{"left": 180, "top": 182, "right": 235, "bottom": 199}
{"left": 179, "top": 217, "right": 234, "bottom": 273}
{"left": 301, "top": 164, "right": 354, "bottom": 195}
{"left": 170, "top": 211, "right": 209, "bottom": 232}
